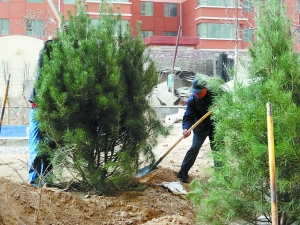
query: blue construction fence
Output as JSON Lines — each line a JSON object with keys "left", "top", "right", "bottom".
{"left": 0, "top": 125, "right": 29, "bottom": 139}
{"left": 0, "top": 107, "right": 186, "bottom": 139}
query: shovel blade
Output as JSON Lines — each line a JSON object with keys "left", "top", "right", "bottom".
{"left": 135, "top": 165, "right": 158, "bottom": 178}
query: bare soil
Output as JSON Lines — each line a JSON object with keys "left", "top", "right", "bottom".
{"left": 0, "top": 123, "right": 214, "bottom": 225}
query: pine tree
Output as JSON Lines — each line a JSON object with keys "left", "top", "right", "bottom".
{"left": 34, "top": 2, "right": 166, "bottom": 193}
{"left": 187, "top": 0, "right": 300, "bottom": 224}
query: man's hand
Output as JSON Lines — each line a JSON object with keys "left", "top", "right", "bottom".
{"left": 183, "top": 129, "right": 191, "bottom": 138}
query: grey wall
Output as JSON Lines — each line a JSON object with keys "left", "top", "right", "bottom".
{"left": 151, "top": 49, "right": 248, "bottom": 76}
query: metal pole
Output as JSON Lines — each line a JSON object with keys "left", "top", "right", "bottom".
{"left": 171, "top": 25, "right": 182, "bottom": 104}
{"left": 172, "top": 25, "right": 182, "bottom": 72}
{"left": 180, "top": 0, "right": 182, "bottom": 37}
{"left": 234, "top": 0, "right": 239, "bottom": 81}
{"left": 266, "top": 102, "right": 278, "bottom": 225}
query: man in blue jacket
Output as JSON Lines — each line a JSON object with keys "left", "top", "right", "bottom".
{"left": 27, "top": 38, "right": 54, "bottom": 187}
{"left": 28, "top": 24, "right": 68, "bottom": 187}
{"left": 177, "top": 78, "right": 218, "bottom": 183}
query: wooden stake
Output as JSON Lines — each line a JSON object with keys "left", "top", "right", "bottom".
{"left": 266, "top": 102, "right": 278, "bottom": 225}
{"left": 0, "top": 74, "right": 11, "bottom": 132}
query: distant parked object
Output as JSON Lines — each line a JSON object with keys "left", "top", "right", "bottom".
{"left": 165, "top": 108, "right": 185, "bottom": 125}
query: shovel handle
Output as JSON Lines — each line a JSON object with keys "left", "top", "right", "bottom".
{"left": 151, "top": 110, "right": 213, "bottom": 169}
{"left": 0, "top": 74, "right": 11, "bottom": 132}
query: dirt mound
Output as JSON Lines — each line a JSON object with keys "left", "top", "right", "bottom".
{"left": 136, "top": 166, "right": 190, "bottom": 189}
{"left": 0, "top": 168, "right": 196, "bottom": 225}
{"left": 143, "top": 215, "right": 191, "bottom": 225}
{"left": 0, "top": 124, "right": 215, "bottom": 224}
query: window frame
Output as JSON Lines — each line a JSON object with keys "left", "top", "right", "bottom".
{"left": 243, "top": 0, "right": 253, "bottom": 12}
{"left": 26, "top": 0, "right": 44, "bottom": 3}
{"left": 0, "top": 19, "right": 9, "bottom": 35}
{"left": 164, "top": 3, "right": 177, "bottom": 17}
{"left": 115, "top": 20, "right": 129, "bottom": 36}
{"left": 64, "top": 0, "right": 75, "bottom": 4}
{"left": 198, "top": 0, "right": 235, "bottom": 7}
{"left": 90, "top": 19, "right": 128, "bottom": 37}
{"left": 141, "top": 30, "right": 154, "bottom": 39}
{"left": 107, "top": 0, "right": 129, "bottom": 2}
{"left": 141, "top": 2, "right": 154, "bottom": 16}
{"left": 26, "top": 20, "right": 45, "bottom": 37}
{"left": 164, "top": 31, "right": 177, "bottom": 36}
{"left": 197, "top": 23, "right": 237, "bottom": 39}
{"left": 243, "top": 28, "right": 253, "bottom": 42}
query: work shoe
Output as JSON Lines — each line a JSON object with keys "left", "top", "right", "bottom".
{"left": 43, "top": 182, "right": 63, "bottom": 189}
{"left": 179, "top": 176, "right": 189, "bottom": 183}
{"left": 177, "top": 172, "right": 187, "bottom": 178}
{"left": 177, "top": 173, "right": 189, "bottom": 183}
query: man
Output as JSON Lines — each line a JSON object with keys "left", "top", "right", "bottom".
{"left": 28, "top": 24, "right": 68, "bottom": 187}
{"left": 177, "top": 78, "right": 219, "bottom": 183}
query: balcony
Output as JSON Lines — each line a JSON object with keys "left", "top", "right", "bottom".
{"left": 143, "top": 36, "right": 199, "bottom": 48}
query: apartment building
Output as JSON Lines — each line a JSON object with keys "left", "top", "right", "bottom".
{"left": 0, "top": 0, "right": 299, "bottom": 51}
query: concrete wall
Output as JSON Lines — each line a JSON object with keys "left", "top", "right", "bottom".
{"left": 0, "top": 35, "right": 43, "bottom": 98}
{"left": 0, "top": 35, "right": 43, "bottom": 125}
{"left": 150, "top": 49, "right": 249, "bottom": 76}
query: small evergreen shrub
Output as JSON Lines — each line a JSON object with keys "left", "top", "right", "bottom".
{"left": 35, "top": 1, "right": 166, "bottom": 193}
{"left": 188, "top": 0, "right": 300, "bottom": 224}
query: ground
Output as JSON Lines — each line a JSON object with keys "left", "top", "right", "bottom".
{"left": 0, "top": 123, "right": 214, "bottom": 225}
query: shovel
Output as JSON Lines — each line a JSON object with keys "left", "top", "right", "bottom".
{"left": 136, "top": 110, "right": 213, "bottom": 178}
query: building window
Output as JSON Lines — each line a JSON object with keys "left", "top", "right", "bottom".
{"left": 298, "top": 0, "right": 300, "bottom": 13}
{"left": 197, "top": 23, "right": 237, "bottom": 39}
{"left": 141, "top": 31, "right": 153, "bottom": 38}
{"left": 198, "top": 0, "right": 235, "bottom": 7}
{"left": 87, "top": 0, "right": 128, "bottom": 2}
{"left": 115, "top": 20, "right": 128, "bottom": 36}
{"left": 26, "top": 0, "right": 44, "bottom": 2}
{"left": 64, "top": 0, "right": 75, "bottom": 4}
{"left": 243, "top": 0, "right": 253, "bottom": 12}
{"left": 0, "top": 19, "right": 9, "bottom": 35}
{"left": 141, "top": 2, "right": 154, "bottom": 16}
{"left": 243, "top": 28, "right": 253, "bottom": 42}
{"left": 26, "top": 20, "right": 45, "bottom": 37}
{"left": 90, "top": 19, "right": 128, "bottom": 36}
{"left": 164, "top": 3, "right": 177, "bottom": 17}
{"left": 107, "top": 0, "right": 128, "bottom": 2}
{"left": 91, "top": 19, "right": 99, "bottom": 26}
{"left": 297, "top": 30, "right": 300, "bottom": 44}
{"left": 164, "top": 31, "right": 177, "bottom": 36}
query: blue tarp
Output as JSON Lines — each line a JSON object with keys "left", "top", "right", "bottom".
{"left": 0, "top": 125, "right": 29, "bottom": 139}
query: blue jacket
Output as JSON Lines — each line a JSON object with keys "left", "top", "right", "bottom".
{"left": 28, "top": 39, "right": 53, "bottom": 103}
{"left": 182, "top": 90, "right": 214, "bottom": 135}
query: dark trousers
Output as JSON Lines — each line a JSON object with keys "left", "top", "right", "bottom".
{"left": 178, "top": 127, "right": 218, "bottom": 177}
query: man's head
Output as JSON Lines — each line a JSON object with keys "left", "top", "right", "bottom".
{"left": 61, "top": 23, "right": 68, "bottom": 32}
{"left": 191, "top": 78, "right": 207, "bottom": 99}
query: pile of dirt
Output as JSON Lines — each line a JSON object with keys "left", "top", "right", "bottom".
{"left": 0, "top": 168, "right": 197, "bottom": 225}
{"left": 0, "top": 124, "right": 215, "bottom": 224}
